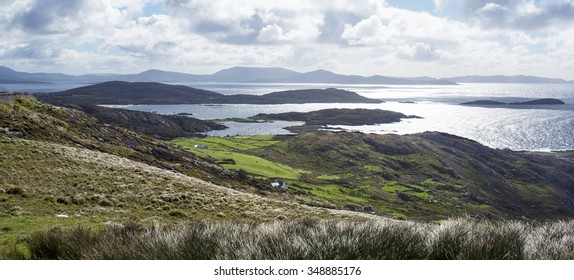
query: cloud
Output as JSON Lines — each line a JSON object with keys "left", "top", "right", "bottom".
{"left": 396, "top": 42, "right": 440, "bottom": 61}
{"left": 458, "top": 0, "right": 574, "bottom": 30}
{"left": 10, "top": 0, "right": 87, "bottom": 34}
{"left": 164, "top": 0, "right": 324, "bottom": 45}
{"left": 341, "top": 15, "right": 391, "bottom": 46}
{"left": 433, "top": 0, "right": 448, "bottom": 12}
{"left": 1, "top": 0, "right": 574, "bottom": 79}
{"left": 257, "top": 24, "right": 285, "bottom": 43}
{"left": 317, "top": 9, "right": 362, "bottom": 43}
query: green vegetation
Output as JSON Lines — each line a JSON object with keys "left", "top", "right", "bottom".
{"left": 173, "top": 131, "right": 574, "bottom": 221}
{"left": 14, "top": 218, "right": 574, "bottom": 260}
{"left": 172, "top": 136, "right": 308, "bottom": 179}
{"left": 173, "top": 135, "right": 279, "bottom": 151}
{"left": 0, "top": 98, "right": 363, "bottom": 257}
{"left": 3, "top": 97, "right": 574, "bottom": 260}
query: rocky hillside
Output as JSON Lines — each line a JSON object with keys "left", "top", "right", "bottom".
{"left": 64, "top": 103, "right": 226, "bottom": 140}
{"left": 3, "top": 97, "right": 574, "bottom": 222}
{"left": 0, "top": 97, "right": 227, "bottom": 182}
{"left": 243, "top": 131, "right": 574, "bottom": 220}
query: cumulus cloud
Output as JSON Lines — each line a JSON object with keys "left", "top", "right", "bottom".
{"left": 458, "top": 0, "right": 574, "bottom": 30}
{"left": 10, "top": 0, "right": 87, "bottom": 34}
{"left": 164, "top": 0, "right": 323, "bottom": 45}
{"left": 1, "top": 0, "right": 573, "bottom": 79}
{"left": 396, "top": 42, "right": 440, "bottom": 61}
{"left": 317, "top": 9, "right": 362, "bottom": 43}
{"left": 341, "top": 15, "right": 391, "bottom": 46}
{"left": 8, "top": 0, "right": 148, "bottom": 36}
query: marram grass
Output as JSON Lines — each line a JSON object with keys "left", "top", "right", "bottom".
{"left": 10, "top": 218, "right": 574, "bottom": 260}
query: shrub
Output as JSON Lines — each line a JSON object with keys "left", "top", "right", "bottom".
{"left": 98, "top": 199, "right": 114, "bottom": 207}
{"left": 56, "top": 197, "right": 69, "bottom": 205}
{"left": 6, "top": 187, "right": 25, "bottom": 196}
{"left": 168, "top": 210, "right": 188, "bottom": 218}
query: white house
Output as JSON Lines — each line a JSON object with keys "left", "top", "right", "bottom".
{"left": 271, "top": 180, "right": 287, "bottom": 189}
{"left": 193, "top": 144, "right": 208, "bottom": 149}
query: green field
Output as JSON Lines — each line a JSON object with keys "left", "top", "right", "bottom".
{"left": 171, "top": 133, "right": 572, "bottom": 221}
{"left": 172, "top": 135, "right": 464, "bottom": 219}
{"left": 172, "top": 136, "right": 309, "bottom": 179}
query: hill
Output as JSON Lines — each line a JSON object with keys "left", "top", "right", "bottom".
{"left": 34, "top": 81, "right": 226, "bottom": 104}
{"left": 1, "top": 97, "right": 371, "bottom": 256}
{"left": 64, "top": 103, "right": 227, "bottom": 140}
{"left": 3, "top": 97, "right": 574, "bottom": 259}
{"left": 177, "top": 132, "right": 574, "bottom": 220}
{"left": 35, "top": 82, "right": 383, "bottom": 105}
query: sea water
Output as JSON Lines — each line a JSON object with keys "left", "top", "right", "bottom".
{"left": 107, "top": 83, "right": 574, "bottom": 151}
{"left": 5, "top": 81, "right": 573, "bottom": 151}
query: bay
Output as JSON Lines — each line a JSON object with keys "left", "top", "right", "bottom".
{"left": 4, "top": 81, "right": 573, "bottom": 151}
{"left": 110, "top": 83, "right": 574, "bottom": 151}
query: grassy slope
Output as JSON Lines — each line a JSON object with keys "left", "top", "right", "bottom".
{"left": 0, "top": 98, "right": 367, "bottom": 257}
{"left": 172, "top": 136, "right": 309, "bottom": 179}
{"left": 174, "top": 132, "right": 574, "bottom": 221}
{"left": 3, "top": 97, "right": 574, "bottom": 259}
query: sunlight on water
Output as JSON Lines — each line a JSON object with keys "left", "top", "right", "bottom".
{"left": 101, "top": 83, "right": 574, "bottom": 151}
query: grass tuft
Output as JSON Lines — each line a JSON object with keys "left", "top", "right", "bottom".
{"left": 11, "top": 218, "right": 574, "bottom": 260}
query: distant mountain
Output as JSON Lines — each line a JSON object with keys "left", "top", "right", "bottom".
{"left": 215, "top": 68, "right": 457, "bottom": 85}
{"left": 6, "top": 66, "right": 574, "bottom": 85}
{"left": 116, "top": 69, "right": 206, "bottom": 83}
{"left": 0, "top": 66, "right": 76, "bottom": 83}
{"left": 448, "top": 75, "right": 569, "bottom": 84}
{"left": 1, "top": 66, "right": 455, "bottom": 85}
{"left": 35, "top": 81, "right": 383, "bottom": 105}
{"left": 209, "top": 67, "right": 300, "bottom": 82}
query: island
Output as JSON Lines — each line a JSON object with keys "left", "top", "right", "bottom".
{"left": 34, "top": 81, "right": 383, "bottom": 105}
{"left": 249, "top": 108, "right": 421, "bottom": 132}
{"left": 461, "top": 98, "right": 565, "bottom": 106}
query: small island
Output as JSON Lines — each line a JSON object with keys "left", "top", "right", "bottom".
{"left": 249, "top": 108, "right": 421, "bottom": 132}
{"left": 461, "top": 98, "right": 565, "bottom": 106}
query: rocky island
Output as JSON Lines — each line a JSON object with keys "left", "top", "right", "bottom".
{"left": 461, "top": 98, "right": 565, "bottom": 106}
{"left": 250, "top": 108, "right": 421, "bottom": 132}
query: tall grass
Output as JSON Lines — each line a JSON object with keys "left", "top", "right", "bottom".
{"left": 17, "top": 218, "right": 574, "bottom": 260}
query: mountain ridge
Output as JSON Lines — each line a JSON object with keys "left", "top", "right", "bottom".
{"left": 1, "top": 66, "right": 456, "bottom": 85}
{"left": 447, "top": 75, "right": 570, "bottom": 83}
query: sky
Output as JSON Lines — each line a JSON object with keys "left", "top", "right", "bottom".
{"left": 1, "top": 0, "right": 574, "bottom": 79}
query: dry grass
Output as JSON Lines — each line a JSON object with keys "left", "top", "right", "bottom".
{"left": 16, "top": 218, "right": 574, "bottom": 260}
{"left": 1, "top": 137, "right": 365, "bottom": 221}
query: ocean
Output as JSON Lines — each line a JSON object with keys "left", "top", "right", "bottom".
{"left": 4, "top": 82, "right": 573, "bottom": 151}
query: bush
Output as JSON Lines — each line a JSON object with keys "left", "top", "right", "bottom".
{"left": 6, "top": 187, "right": 25, "bottom": 196}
